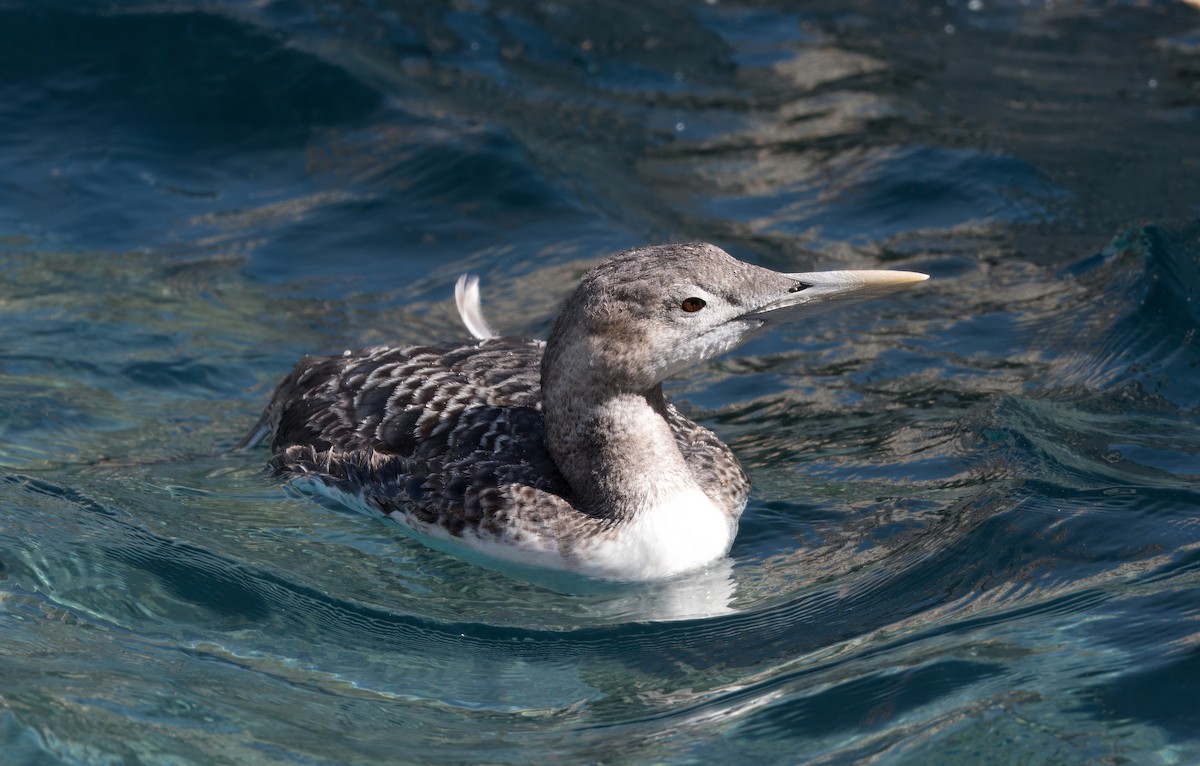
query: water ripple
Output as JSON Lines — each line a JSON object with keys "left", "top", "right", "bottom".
{"left": 3, "top": 0, "right": 1200, "bottom": 763}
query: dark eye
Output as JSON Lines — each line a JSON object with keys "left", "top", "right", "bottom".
{"left": 681, "top": 297, "right": 706, "bottom": 313}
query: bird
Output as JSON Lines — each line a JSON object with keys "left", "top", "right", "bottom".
{"left": 239, "top": 243, "right": 927, "bottom": 581}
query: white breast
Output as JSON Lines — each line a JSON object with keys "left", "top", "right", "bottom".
{"left": 573, "top": 486, "right": 739, "bottom": 580}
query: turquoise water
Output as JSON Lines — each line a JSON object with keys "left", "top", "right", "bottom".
{"left": 2, "top": 1, "right": 1200, "bottom": 763}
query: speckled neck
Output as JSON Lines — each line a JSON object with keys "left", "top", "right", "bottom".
{"left": 540, "top": 372, "right": 699, "bottom": 520}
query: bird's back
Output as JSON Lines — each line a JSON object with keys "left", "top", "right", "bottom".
{"left": 250, "top": 339, "right": 581, "bottom": 538}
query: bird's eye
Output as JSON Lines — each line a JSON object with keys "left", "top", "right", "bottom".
{"left": 681, "top": 297, "right": 706, "bottom": 313}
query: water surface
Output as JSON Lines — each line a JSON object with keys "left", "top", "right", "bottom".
{"left": 2, "top": 0, "right": 1199, "bottom": 763}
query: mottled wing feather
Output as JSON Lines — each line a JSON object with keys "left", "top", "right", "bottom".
{"left": 663, "top": 402, "right": 750, "bottom": 514}
{"left": 263, "top": 340, "right": 581, "bottom": 542}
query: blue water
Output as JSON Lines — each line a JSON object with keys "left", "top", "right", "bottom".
{"left": 2, "top": 0, "right": 1199, "bottom": 763}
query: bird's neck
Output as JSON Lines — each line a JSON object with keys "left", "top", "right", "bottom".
{"left": 540, "top": 359, "right": 738, "bottom": 577}
{"left": 542, "top": 382, "right": 699, "bottom": 519}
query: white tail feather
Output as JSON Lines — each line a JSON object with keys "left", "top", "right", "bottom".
{"left": 454, "top": 274, "right": 498, "bottom": 340}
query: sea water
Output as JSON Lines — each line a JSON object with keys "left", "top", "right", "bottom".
{"left": 1, "top": 1, "right": 1199, "bottom": 763}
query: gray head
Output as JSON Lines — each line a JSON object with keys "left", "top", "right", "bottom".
{"left": 541, "top": 243, "right": 927, "bottom": 395}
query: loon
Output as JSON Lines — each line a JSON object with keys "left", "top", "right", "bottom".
{"left": 240, "top": 243, "right": 927, "bottom": 581}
